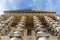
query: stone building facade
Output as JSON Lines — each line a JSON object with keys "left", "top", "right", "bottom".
{"left": 0, "top": 10, "right": 60, "bottom": 40}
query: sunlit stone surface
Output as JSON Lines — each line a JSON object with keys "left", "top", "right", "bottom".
{"left": 0, "top": 10, "right": 59, "bottom": 40}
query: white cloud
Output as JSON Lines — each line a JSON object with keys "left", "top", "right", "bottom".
{"left": 33, "top": 0, "right": 37, "bottom": 2}
{"left": 55, "top": 0, "right": 60, "bottom": 8}
{"left": 0, "top": 0, "right": 6, "bottom": 15}
{"left": 0, "top": 0, "right": 18, "bottom": 14}
{"left": 46, "top": 0, "right": 54, "bottom": 10}
{"left": 0, "top": 0, "right": 60, "bottom": 15}
{"left": 29, "top": 0, "right": 44, "bottom": 9}
{"left": 6, "top": 0, "right": 24, "bottom": 10}
{"left": 7, "top": 0, "right": 17, "bottom": 10}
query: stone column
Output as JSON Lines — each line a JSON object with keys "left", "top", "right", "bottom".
{"left": 33, "top": 16, "right": 49, "bottom": 40}
{"left": 10, "top": 31, "right": 23, "bottom": 40}
{"left": 10, "top": 16, "right": 26, "bottom": 40}
{"left": 44, "top": 16, "right": 59, "bottom": 36}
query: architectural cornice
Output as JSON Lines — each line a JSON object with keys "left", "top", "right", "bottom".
{"left": 4, "top": 9, "right": 56, "bottom": 13}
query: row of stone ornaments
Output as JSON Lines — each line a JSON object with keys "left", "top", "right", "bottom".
{"left": 0, "top": 16, "right": 15, "bottom": 36}
{"left": 10, "top": 16, "right": 26, "bottom": 40}
{"left": 0, "top": 15, "right": 5, "bottom": 22}
{"left": 33, "top": 16, "right": 49, "bottom": 40}
{"left": 44, "top": 16, "right": 60, "bottom": 37}
{"left": 55, "top": 16, "right": 60, "bottom": 21}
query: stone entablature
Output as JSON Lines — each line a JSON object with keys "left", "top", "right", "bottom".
{"left": 4, "top": 10, "right": 56, "bottom": 16}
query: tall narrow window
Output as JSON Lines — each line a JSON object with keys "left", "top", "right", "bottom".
{"left": 27, "top": 29, "right": 32, "bottom": 36}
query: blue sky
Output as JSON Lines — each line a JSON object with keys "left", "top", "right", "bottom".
{"left": 0, "top": 0, "right": 60, "bottom": 15}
